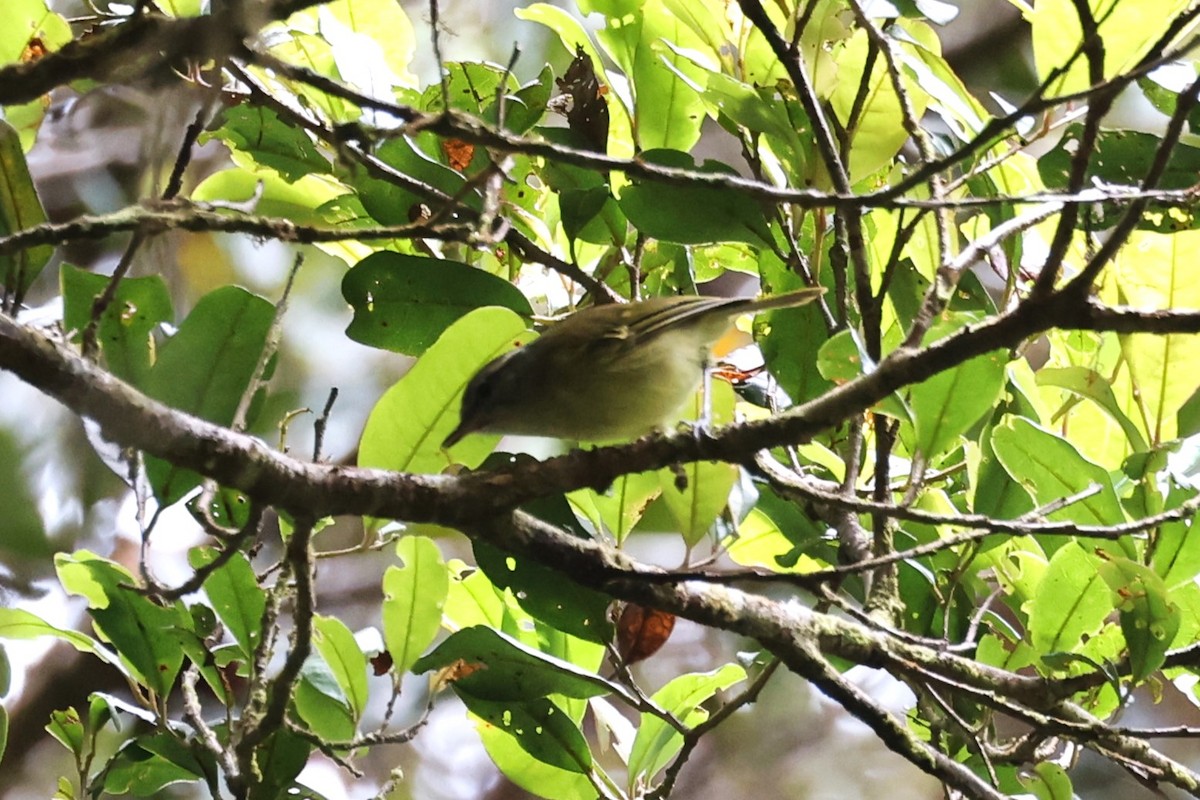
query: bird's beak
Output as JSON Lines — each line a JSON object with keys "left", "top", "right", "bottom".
{"left": 442, "top": 421, "right": 472, "bottom": 449}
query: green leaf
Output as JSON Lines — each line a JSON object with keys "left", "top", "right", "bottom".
{"left": 909, "top": 348, "right": 1006, "bottom": 457}
{"left": 317, "top": 0, "right": 417, "bottom": 83}
{"left": 252, "top": 728, "right": 312, "bottom": 800}
{"left": 727, "top": 505, "right": 828, "bottom": 574}
{"left": 1020, "top": 761, "right": 1074, "bottom": 800}
{"left": 55, "top": 552, "right": 190, "bottom": 695}
{"left": 816, "top": 329, "right": 910, "bottom": 421}
{"left": 189, "top": 548, "right": 265, "bottom": 660}
{"left": 1027, "top": 543, "right": 1113, "bottom": 659}
{"left": 102, "top": 734, "right": 205, "bottom": 796}
{"left": 422, "top": 61, "right": 514, "bottom": 116}
{"left": 1152, "top": 499, "right": 1200, "bottom": 589}
{"left": 0, "top": 703, "right": 7, "bottom": 768}
{"left": 207, "top": 105, "right": 329, "bottom": 182}
{"left": 46, "top": 707, "right": 85, "bottom": 758}
{"left": 973, "top": 422, "right": 1035, "bottom": 523}
{"left": 53, "top": 775, "right": 75, "bottom": 800}
{"left": 294, "top": 657, "right": 357, "bottom": 741}
{"left": 1039, "top": 127, "right": 1200, "bottom": 231}
{"left": 1096, "top": 551, "right": 1179, "bottom": 682}
{"left": 358, "top": 306, "right": 531, "bottom": 475}
{"left": 559, "top": 185, "right": 611, "bottom": 244}
{"left": 507, "top": 65, "right": 554, "bottom": 133}
{"left": 991, "top": 417, "right": 1125, "bottom": 527}
{"left": 443, "top": 562, "right": 509, "bottom": 632}
{"left": 342, "top": 251, "right": 532, "bottom": 355}
{"left": 0, "top": 119, "right": 52, "bottom": 297}
{"left": 476, "top": 712, "right": 598, "bottom": 800}
{"left": 1111, "top": 230, "right": 1200, "bottom": 443}
{"left": 312, "top": 615, "right": 368, "bottom": 720}
{"left": 657, "top": 381, "right": 739, "bottom": 547}
{"left": 474, "top": 539, "right": 613, "bottom": 644}
{"left": 382, "top": 536, "right": 449, "bottom": 675}
{"left": 142, "top": 286, "right": 275, "bottom": 504}
{"left": 0, "top": 643, "right": 8, "bottom": 697}
{"left": 1036, "top": 366, "right": 1149, "bottom": 453}
{"left": 0, "top": 1, "right": 71, "bottom": 65}
{"left": 628, "top": 664, "right": 746, "bottom": 782}
{"left": 0, "top": 608, "right": 105, "bottom": 659}
{"left": 570, "top": 470, "right": 661, "bottom": 545}
{"left": 461, "top": 695, "right": 592, "bottom": 773}
{"left": 829, "top": 29, "right": 923, "bottom": 183}
{"left": 589, "top": 0, "right": 706, "bottom": 151}
{"left": 1030, "top": 0, "right": 1192, "bottom": 93}
{"left": 617, "top": 150, "right": 774, "bottom": 245}
{"left": 193, "top": 167, "right": 349, "bottom": 228}
{"left": 352, "top": 136, "right": 469, "bottom": 226}
{"left": 60, "top": 265, "right": 173, "bottom": 386}
{"left": 413, "top": 626, "right": 616, "bottom": 702}
{"left": 701, "top": 71, "right": 809, "bottom": 178}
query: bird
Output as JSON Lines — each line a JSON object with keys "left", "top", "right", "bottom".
{"left": 443, "top": 288, "right": 825, "bottom": 446}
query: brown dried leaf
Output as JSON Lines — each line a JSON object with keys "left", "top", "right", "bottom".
{"left": 441, "top": 138, "right": 475, "bottom": 171}
{"left": 554, "top": 45, "right": 610, "bottom": 152}
{"left": 616, "top": 603, "right": 676, "bottom": 665}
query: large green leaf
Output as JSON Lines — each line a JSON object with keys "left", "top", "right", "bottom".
{"left": 829, "top": 29, "right": 924, "bottom": 183}
{"left": 351, "top": 136, "right": 470, "bottom": 226}
{"left": 358, "top": 306, "right": 530, "bottom": 475}
{"left": 0, "top": 0, "right": 70, "bottom": 65}
{"left": 294, "top": 656, "right": 357, "bottom": 742}
{"left": 382, "top": 535, "right": 449, "bottom": 675}
{"left": 701, "top": 71, "right": 809, "bottom": 179}
{"left": 412, "top": 626, "right": 615, "bottom": 702}
{"left": 991, "top": 417, "right": 1124, "bottom": 527}
{"left": 0, "top": 608, "right": 105, "bottom": 660}
{"left": 101, "top": 734, "right": 207, "bottom": 796}
{"left": 142, "top": 286, "right": 275, "bottom": 504}
{"left": 1030, "top": 0, "right": 1192, "bottom": 93}
{"left": 0, "top": 119, "right": 52, "bottom": 297}
{"left": 207, "top": 105, "right": 329, "bottom": 183}
{"left": 60, "top": 265, "right": 173, "bottom": 386}
{"left": 477, "top": 712, "right": 598, "bottom": 800}
{"left": 1019, "top": 761, "right": 1075, "bottom": 800}
{"left": 585, "top": 0, "right": 706, "bottom": 151}
{"left": 628, "top": 664, "right": 745, "bottom": 783}
{"left": 189, "top": 548, "right": 265, "bottom": 660}
{"left": 462, "top": 695, "right": 592, "bottom": 773}
{"left": 909, "top": 348, "right": 1006, "bottom": 457}
{"left": 1037, "top": 366, "right": 1149, "bottom": 453}
{"left": 1096, "top": 551, "right": 1179, "bottom": 683}
{"left": 1151, "top": 489, "right": 1200, "bottom": 590}
{"left": 570, "top": 470, "right": 661, "bottom": 545}
{"left": 657, "top": 382, "right": 739, "bottom": 547}
{"left": 1039, "top": 127, "right": 1200, "bottom": 231}
{"left": 1027, "top": 542, "right": 1112, "bottom": 659}
{"left": 474, "top": 538, "right": 613, "bottom": 645}
{"left": 312, "top": 615, "right": 369, "bottom": 720}
{"left": 342, "top": 251, "right": 532, "bottom": 355}
{"left": 1113, "top": 230, "right": 1200, "bottom": 443}
{"left": 55, "top": 552, "right": 191, "bottom": 695}
{"left": 617, "top": 150, "right": 774, "bottom": 246}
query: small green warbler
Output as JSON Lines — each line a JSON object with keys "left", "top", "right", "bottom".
{"left": 443, "top": 288, "right": 825, "bottom": 446}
